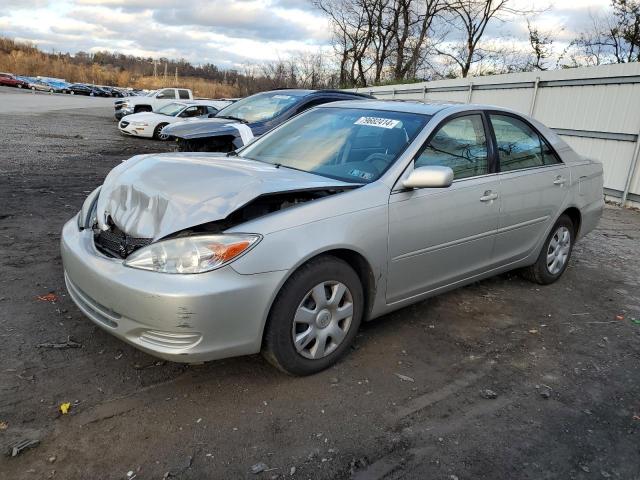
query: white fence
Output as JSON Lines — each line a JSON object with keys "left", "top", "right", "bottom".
{"left": 353, "top": 63, "right": 640, "bottom": 207}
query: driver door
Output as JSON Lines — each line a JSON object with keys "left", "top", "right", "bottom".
{"left": 386, "top": 113, "right": 501, "bottom": 303}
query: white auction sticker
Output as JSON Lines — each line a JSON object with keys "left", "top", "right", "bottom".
{"left": 354, "top": 116, "right": 400, "bottom": 129}
{"left": 272, "top": 95, "right": 292, "bottom": 100}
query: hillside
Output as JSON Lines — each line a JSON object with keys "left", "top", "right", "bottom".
{"left": 0, "top": 37, "right": 239, "bottom": 98}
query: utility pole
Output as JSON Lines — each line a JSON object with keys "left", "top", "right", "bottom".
{"left": 164, "top": 62, "right": 167, "bottom": 81}
{"left": 175, "top": 67, "right": 178, "bottom": 83}
{"left": 153, "top": 60, "right": 157, "bottom": 77}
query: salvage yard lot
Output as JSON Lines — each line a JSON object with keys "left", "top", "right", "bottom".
{"left": 1, "top": 87, "right": 639, "bottom": 479}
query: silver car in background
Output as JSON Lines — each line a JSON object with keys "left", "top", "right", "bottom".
{"left": 61, "top": 101, "right": 604, "bottom": 375}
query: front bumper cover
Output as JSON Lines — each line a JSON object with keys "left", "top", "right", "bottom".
{"left": 61, "top": 219, "right": 286, "bottom": 362}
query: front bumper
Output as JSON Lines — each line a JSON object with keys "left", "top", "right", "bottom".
{"left": 60, "top": 219, "right": 286, "bottom": 362}
{"left": 118, "top": 119, "right": 153, "bottom": 137}
{"left": 114, "top": 108, "right": 133, "bottom": 120}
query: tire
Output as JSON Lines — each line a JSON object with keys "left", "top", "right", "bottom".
{"left": 521, "top": 214, "right": 575, "bottom": 285}
{"left": 153, "top": 123, "right": 170, "bottom": 140}
{"left": 263, "top": 256, "right": 364, "bottom": 376}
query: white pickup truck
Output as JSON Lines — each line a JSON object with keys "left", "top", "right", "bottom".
{"left": 114, "top": 88, "right": 194, "bottom": 119}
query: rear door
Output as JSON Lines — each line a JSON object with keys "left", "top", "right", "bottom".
{"left": 386, "top": 112, "right": 500, "bottom": 303}
{"left": 488, "top": 112, "right": 569, "bottom": 265}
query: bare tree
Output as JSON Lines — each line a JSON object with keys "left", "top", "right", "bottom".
{"left": 573, "top": 0, "right": 640, "bottom": 64}
{"left": 527, "top": 19, "right": 555, "bottom": 70}
{"left": 435, "top": 0, "right": 532, "bottom": 77}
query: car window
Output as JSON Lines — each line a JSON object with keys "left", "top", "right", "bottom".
{"left": 490, "top": 114, "right": 551, "bottom": 171}
{"left": 156, "top": 89, "right": 175, "bottom": 99}
{"left": 178, "top": 89, "right": 190, "bottom": 100}
{"left": 240, "top": 107, "right": 429, "bottom": 183}
{"left": 216, "top": 91, "right": 306, "bottom": 123}
{"left": 157, "top": 103, "right": 186, "bottom": 116}
{"left": 206, "top": 106, "right": 218, "bottom": 115}
{"left": 415, "top": 114, "right": 488, "bottom": 180}
{"left": 180, "top": 106, "right": 201, "bottom": 118}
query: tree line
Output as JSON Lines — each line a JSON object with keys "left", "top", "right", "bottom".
{"left": 1, "top": 0, "right": 639, "bottom": 94}
{"left": 311, "top": 0, "right": 640, "bottom": 87}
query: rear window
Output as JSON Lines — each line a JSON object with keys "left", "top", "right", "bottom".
{"left": 178, "top": 89, "right": 190, "bottom": 100}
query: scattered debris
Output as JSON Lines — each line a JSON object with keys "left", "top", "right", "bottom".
{"left": 36, "top": 293, "right": 59, "bottom": 303}
{"left": 59, "top": 402, "right": 71, "bottom": 415}
{"left": 481, "top": 389, "right": 498, "bottom": 399}
{"left": 615, "top": 314, "right": 624, "bottom": 321}
{"left": 37, "top": 336, "right": 82, "bottom": 350}
{"left": 394, "top": 373, "right": 415, "bottom": 383}
{"left": 48, "top": 456, "right": 57, "bottom": 464}
{"left": 540, "top": 389, "right": 551, "bottom": 399}
{"left": 126, "top": 471, "right": 136, "bottom": 479}
{"left": 250, "top": 462, "right": 268, "bottom": 474}
{"left": 8, "top": 439, "right": 39, "bottom": 457}
{"left": 631, "top": 318, "right": 640, "bottom": 325}
{"left": 0, "top": 421, "right": 7, "bottom": 430}
{"left": 290, "top": 466, "right": 296, "bottom": 475}
{"left": 329, "top": 377, "right": 339, "bottom": 384}
{"left": 528, "top": 329, "right": 539, "bottom": 334}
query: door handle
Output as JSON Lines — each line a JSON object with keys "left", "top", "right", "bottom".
{"left": 480, "top": 190, "right": 498, "bottom": 202}
{"left": 553, "top": 176, "right": 567, "bottom": 186}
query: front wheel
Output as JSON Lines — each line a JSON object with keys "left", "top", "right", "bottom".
{"left": 521, "top": 214, "right": 575, "bottom": 285}
{"left": 153, "top": 123, "right": 170, "bottom": 140}
{"left": 263, "top": 256, "right": 363, "bottom": 376}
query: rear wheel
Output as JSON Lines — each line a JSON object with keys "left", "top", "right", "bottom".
{"left": 154, "top": 123, "right": 170, "bottom": 140}
{"left": 521, "top": 214, "right": 574, "bottom": 285}
{"left": 263, "top": 256, "right": 363, "bottom": 376}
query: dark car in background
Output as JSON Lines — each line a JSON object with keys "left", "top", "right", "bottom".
{"left": 0, "top": 72, "right": 30, "bottom": 89}
{"left": 162, "top": 89, "right": 373, "bottom": 152}
{"left": 67, "top": 83, "right": 94, "bottom": 96}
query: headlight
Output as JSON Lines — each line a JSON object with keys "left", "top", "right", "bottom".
{"left": 77, "top": 187, "right": 101, "bottom": 230}
{"left": 123, "top": 234, "right": 261, "bottom": 274}
{"left": 130, "top": 121, "right": 148, "bottom": 126}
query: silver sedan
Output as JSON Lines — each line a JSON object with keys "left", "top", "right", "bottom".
{"left": 61, "top": 101, "right": 604, "bottom": 375}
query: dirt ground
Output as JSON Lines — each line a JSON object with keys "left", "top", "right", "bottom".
{"left": 1, "top": 87, "right": 639, "bottom": 480}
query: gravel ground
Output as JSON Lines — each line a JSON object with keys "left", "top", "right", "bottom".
{"left": 1, "top": 87, "right": 639, "bottom": 480}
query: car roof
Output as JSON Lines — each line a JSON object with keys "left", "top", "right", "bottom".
{"left": 258, "top": 89, "right": 372, "bottom": 99}
{"left": 315, "top": 99, "right": 466, "bottom": 115}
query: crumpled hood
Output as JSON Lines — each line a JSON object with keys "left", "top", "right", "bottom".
{"left": 162, "top": 117, "right": 245, "bottom": 139}
{"left": 96, "top": 153, "right": 351, "bottom": 240}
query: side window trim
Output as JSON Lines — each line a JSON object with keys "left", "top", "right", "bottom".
{"left": 486, "top": 110, "right": 563, "bottom": 173}
{"left": 411, "top": 110, "right": 497, "bottom": 180}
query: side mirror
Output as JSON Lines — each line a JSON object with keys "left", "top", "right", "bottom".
{"left": 403, "top": 166, "right": 454, "bottom": 189}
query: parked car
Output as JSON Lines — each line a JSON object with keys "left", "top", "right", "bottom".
{"left": 118, "top": 101, "right": 230, "bottom": 139}
{"left": 0, "top": 72, "right": 30, "bottom": 88}
{"left": 100, "top": 86, "right": 124, "bottom": 97}
{"left": 27, "top": 78, "right": 55, "bottom": 92}
{"left": 67, "top": 83, "right": 94, "bottom": 96}
{"left": 114, "top": 88, "right": 194, "bottom": 119}
{"left": 62, "top": 101, "right": 603, "bottom": 375}
{"left": 41, "top": 79, "right": 71, "bottom": 93}
{"left": 163, "top": 89, "right": 373, "bottom": 152}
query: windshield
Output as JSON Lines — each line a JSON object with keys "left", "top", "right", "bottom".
{"left": 239, "top": 107, "right": 429, "bottom": 183}
{"left": 215, "top": 91, "right": 304, "bottom": 123}
{"left": 156, "top": 102, "right": 186, "bottom": 116}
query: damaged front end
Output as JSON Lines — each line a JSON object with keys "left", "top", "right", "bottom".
{"left": 79, "top": 153, "right": 359, "bottom": 267}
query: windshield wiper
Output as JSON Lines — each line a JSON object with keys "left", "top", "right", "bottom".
{"left": 226, "top": 151, "right": 238, "bottom": 157}
{"left": 216, "top": 115, "right": 248, "bottom": 123}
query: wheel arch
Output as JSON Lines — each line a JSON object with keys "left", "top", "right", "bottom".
{"left": 261, "top": 247, "right": 378, "bottom": 344}
{"left": 561, "top": 206, "right": 582, "bottom": 237}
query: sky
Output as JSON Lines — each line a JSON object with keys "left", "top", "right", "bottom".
{"left": 0, "top": 0, "right": 613, "bottom": 69}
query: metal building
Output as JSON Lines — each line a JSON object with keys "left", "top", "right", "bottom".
{"left": 354, "top": 63, "right": 640, "bottom": 208}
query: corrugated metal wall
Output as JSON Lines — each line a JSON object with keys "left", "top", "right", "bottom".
{"left": 352, "top": 63, "right": 640, "bottom": 207}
